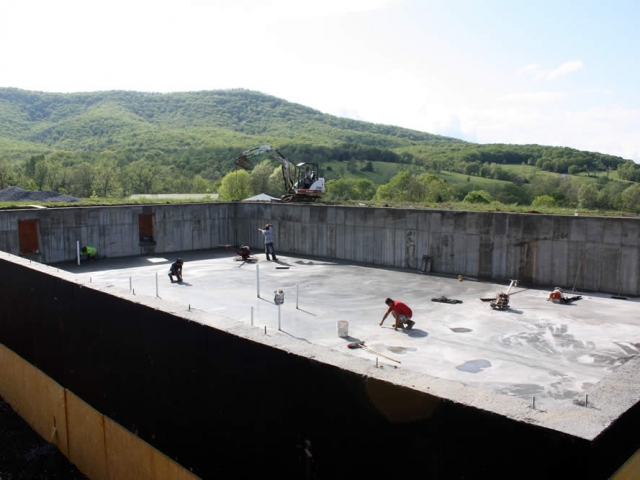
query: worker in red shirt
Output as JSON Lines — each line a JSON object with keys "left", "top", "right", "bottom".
{"left": 380, "top": 298, "right": 415, "bottom": 331}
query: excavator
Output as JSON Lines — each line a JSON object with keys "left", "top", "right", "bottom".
{"left": 235, "top": 145, "right": 325, "bottom": 203}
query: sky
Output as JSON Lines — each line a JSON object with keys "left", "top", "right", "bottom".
{"left": 1, "top": 0, "right": 639, "bottom": 162}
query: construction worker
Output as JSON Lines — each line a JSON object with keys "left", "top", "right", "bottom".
{"left": 548, "top": 287, "right": 566, "bottom": 304}
{"left": 380, "top": 298, "right": 415, "bottom": 331}
{"left": 81, "top": 245, "right": 98, "bottom": 262}
{"left": 258, "top": 224, "right": 277, "bottom": 261}
{"left": 168, "top": 258, "right": 184, "bottom": 283}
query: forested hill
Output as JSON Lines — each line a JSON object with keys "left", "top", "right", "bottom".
{"left": 0, "top": 88, "right": 460, "bottom": 152}
{"left": 0, "top": 87, "right": 634, "bottom": 183}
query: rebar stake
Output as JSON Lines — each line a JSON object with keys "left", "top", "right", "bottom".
{"left": 585, "top": 394, "right": 588, "bottom": 408}
{"left": 532, "top": 396, "right": 536, "bottom": 409}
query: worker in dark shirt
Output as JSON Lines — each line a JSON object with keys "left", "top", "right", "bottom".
{"left": 168, "top": 258, "right": 184, "bottom": 283}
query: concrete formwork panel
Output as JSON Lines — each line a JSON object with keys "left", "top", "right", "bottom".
{"left": 534, "top": 239, "right": 554, "bottom": 286}
{"left": 582, "top": 242, "right": 603, "bottom": 292}
{"left": 452, "top": 232, "right": 468, "bottom": 275}
{"left": 550, "top": 240, "right": 570, "bottom": 288}
{"left": 620, "top": 220, "right": 640, "bottom": 247}
{"left": 621, "top": 246, "right": 639, "bottom": 296}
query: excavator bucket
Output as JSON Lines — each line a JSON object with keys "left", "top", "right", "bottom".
{"left": 235, "top": 155, "right": 253, "bottom": 170}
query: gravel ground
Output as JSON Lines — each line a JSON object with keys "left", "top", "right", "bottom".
{"left": 0, "top": 396, "right": 87, "bottom": 479}
{"left": 0, "top": 186, "right": 79, "bottom": 203}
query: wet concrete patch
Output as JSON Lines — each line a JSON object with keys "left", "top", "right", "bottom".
{"left": 455, "top": 359, "right": 491, "bottom": 373}
{"left": 499, "top": 383, "right": 545, "bottom": 397}
{"left": 387, "top": 346, "right": 417, "bottom": 354}
{"left": 450, "top": 327, "right": 472, "bottom": 333}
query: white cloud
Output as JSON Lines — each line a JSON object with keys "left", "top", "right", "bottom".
{"left": 547, "top": 60, "right": 584, "bottom": 80}
{"left": 517, "top": 60, "right": 584, "bottom": 82}
{"left": 500, "top": 92, "right": 568, "bottom": 104}
{"left": 192, "top": 0, "right": 396, "bottom": 18}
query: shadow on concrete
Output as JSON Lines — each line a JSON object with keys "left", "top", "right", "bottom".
{"left": 295, "top": 308, "right": 316, "bottom": 316}
{"left": 277, "top": 330, "right": 312, "bottom": 344}
{"left": 57, "top": 248, "right": 233, "bottom": 274}
{"left": 404, "top": 329, "right": 429, "bottom": 338}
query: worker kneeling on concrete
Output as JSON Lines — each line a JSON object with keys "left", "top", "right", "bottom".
{"left": 81, "top": 246, "right": 98, "bottom": 262}
{"left": 380, "top": 298, "right": 415, "bottom": 331}
{"left": 548, "top": 287, "right": 582, "bottom": 304}
{"left": 168, "top": 258, "right": 184, "bottom": 283}
{"left": 548, "top": 287, "right": 566, "bottom": 304}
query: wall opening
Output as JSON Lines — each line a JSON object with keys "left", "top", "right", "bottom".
{"left": 18, "top": 220, "right": 40, "bottom": 255}
{"left": 138, "top": 214, "right": 155, "bottom": 245}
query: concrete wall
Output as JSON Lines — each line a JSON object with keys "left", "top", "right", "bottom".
{"left": 0, "top": 203, "right": 638, "bottom": 295}
{"left": 2, "top": 255, "right": 640, "bottom": 479}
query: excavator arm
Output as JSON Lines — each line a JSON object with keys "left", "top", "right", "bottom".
{"left": 235, "top": 145, "right": 294, "bottom": 193}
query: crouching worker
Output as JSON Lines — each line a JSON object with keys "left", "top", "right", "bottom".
{"left": 380, "top": 298, "right": 415, "bottom": 331}
{"left": 168, "top": 258, "right": 184, "bottom": 283}
{"left": 548, "top": 287, "right": 569, "bottom": 304}
{"left": 81, "top": 246, "right": 98, "bottom": 262}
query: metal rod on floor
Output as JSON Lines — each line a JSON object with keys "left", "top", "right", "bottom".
{"left": 251, "top": 306, "right": 254, "bottom": 326}
{"left": 278, "top": 304, "right": 281, "bottom": 330}
{"left": 256, "top": 264, "right": 260, "bottom": 298}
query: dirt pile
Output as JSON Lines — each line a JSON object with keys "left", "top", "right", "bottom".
{"left": 0, "top": 186, "right": 79, "bottom": 203}
{"left": 0, "top": 396, "right": 87, "bottom": 479}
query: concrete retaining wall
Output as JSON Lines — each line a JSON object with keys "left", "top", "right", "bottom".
{"left": 2, "top": 255, "right": 640, "bottom": 479}
{"left": 0, "top": 203, "right": 638, "bottom": 295}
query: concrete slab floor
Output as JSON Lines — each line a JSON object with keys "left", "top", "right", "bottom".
{"left": 62, "top": 248, "right": 640, "bottom": 410}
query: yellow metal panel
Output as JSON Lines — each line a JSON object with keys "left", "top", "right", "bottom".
{"left": 366, "top": 377, "right": 441, "bottom": 423}
{"left": 611, "top": 448, "right": 640, "bottom": 480}
{"left": 151, "top": 448, "right": 201, "bottom": 480}
{"left": 66, "top": 390, "right": 109, "bottom": 480}
{"left": 104, "top": 417, "right": 155, "bottom": 480}
{"left": 0, "top": 343, "right": 68, "bottom": 455}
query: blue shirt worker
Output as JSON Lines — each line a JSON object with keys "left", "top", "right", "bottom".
{"left": 258, "top": 224, "right": 278, "bottom": 261}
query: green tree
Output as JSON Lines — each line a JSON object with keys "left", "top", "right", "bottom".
{"left": 619, "top": 184, "right": 640, "bottom": 213}
{"left": 123, "top": 160, "right": 161, "bottom": 194}
{"left": 249, "top": 160, "right": 273, "bottom": 195}
{"left": 577, "top": 183, "right": 598, "bottom": 209}
{"left": 192, "top": 175, "right": 211, "bottom": 194}
{"left": 326, "top": 179, "right": 355, "bottom": 201}
{"left": 94, "top": 154, "right": 120, "bottom": 197}
{"left": 0, "top": 158, "right": 14, "bottom": 189}
{"left": 531, "top": 195, "right": 557, "bottom": 208}
{"left": 352, "top": 178, "right": 376, "bottom": 200}
{"left": 463, "top": 190, "right": 493, "bottom": 204}
{"left": 218, "top": 169, "right": 251, "bottom": 200}
{"left": 73, "top": 162, "right": 97, "bottom": 198}
{"left": 267, "top": 166, "right": 286, "bottom": 197}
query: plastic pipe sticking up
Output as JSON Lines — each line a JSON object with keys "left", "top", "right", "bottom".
{"left": 129, "top": 277, "right": 132, "bottom": 292}
{"left": 76, "top": 241, "right": 81, "bottom": 265}
{"left": 256, "top": 264, "right": 260, "bottom": 298}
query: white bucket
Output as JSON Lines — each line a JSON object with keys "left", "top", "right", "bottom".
{"left": 337, "top": 320, "right": 349, "bottom": 338}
